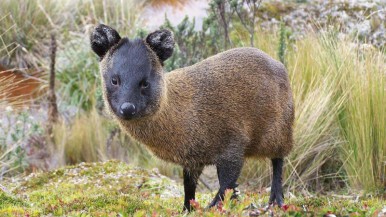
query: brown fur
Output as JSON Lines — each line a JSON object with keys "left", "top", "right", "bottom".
{"left": 101, "top": 46, "right": 294, "bottom": 168}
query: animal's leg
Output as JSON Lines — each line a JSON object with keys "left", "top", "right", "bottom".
{"left": 208, "top": 156, "right": 243, "bottom": 208}
{"left": 268, "top": 158, "right": 284, "bottom": 207}
{"left": 183, "top": 166, "right": 204, "bottom": 212}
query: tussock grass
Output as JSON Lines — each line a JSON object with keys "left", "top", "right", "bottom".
{"left": 51, "top": 110, "right": 182, "bottom": 178}
{"left": 52, "top": 110, "right": 129, "bottom": 165}
{"left": 0, "top": 23, "right": 38, "bottom": 176}
{"left": 0, "top": 72, "right": 24, "bottom": 108}
{"left": 241, "top": 31, "right": 386, "bottom": 192}
{"left": 337, "top": 47, "right": 386, "bottom": 189}
{"left": 0, "top": 0, "right": 144, "bottom": 68}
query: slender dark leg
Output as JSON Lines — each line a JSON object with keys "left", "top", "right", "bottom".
{"left": 269, "top": 158, "right": 284, "bottom": 207}
{"left": 208, "top": 157, "right": 243, "bottom": 208}
{"left": 183, "top": 166, "right": 203, "bottom": 212}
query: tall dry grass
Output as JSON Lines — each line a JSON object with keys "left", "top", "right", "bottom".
{"left": 241, "top": 31, "right": 385, "bottom": 192}
{"left": 337, "top": 46, "right": 386, "bottom": 190}
{"left": 0, "top": 0, "right": 145, "bottom": 69}
{"left": 50, "top": 110, "right": 182, "bottom": 178}
{"left": 52, "top": 110, "right": 127, "bottom": 165}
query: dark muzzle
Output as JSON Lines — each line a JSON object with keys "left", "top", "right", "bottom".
{"left": 119, "top": 102, "right": 136, "bottom": 119}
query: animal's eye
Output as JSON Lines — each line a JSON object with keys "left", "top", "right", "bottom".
{"left": 140, "top": 80, "right": 149, "bottom": 89}
{"left": 111, "top": 76, "right": 119, "bottom": 86}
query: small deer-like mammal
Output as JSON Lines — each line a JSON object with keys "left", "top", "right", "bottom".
{"left": 90, "top": 24, "right": 294, "bottom": 211}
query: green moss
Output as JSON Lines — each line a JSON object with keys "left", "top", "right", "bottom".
{"left": 293, "top": 196, "right": 327, "bottom": 207}
{"left": 1, "top": 161, "right": 384, "bottom": 216}
{"left": 0, "top": 192, "right": 28, "bottom": 208}
{"left": 0, "top": 161, "right": 183, "bottom": 216}
{"left": 0, "top": 192, "right": 36, "bottom": 217}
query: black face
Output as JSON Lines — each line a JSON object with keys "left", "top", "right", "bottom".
{"left": 90, "top": 24, "right": 175, "bottom": 120}
{"left": 104, "top": 39, "right": 162, "bottom": 120}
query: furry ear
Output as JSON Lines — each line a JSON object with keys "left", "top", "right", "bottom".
{"left": 90, "top": 24, "right": 121, "bottom": 60}
{"left": 145, "top": 29, "right": 174, "bottom": 62}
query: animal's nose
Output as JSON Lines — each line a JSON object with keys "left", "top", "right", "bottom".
{"left": 120, "top": 102, "right": 136, "bottom": 118}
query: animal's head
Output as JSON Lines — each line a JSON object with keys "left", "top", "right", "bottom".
{"left": 90, "top": 24, "right": 174, "bottom": 120}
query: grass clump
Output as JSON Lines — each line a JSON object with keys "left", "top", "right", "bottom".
{"left": 52, "top": 109, "right": 130, "bottom": 165}
{"left": 240, "top": 30, "right": 386, "bottom": 192}
{"left": 337, "top": 49, "right": 386, "bottom": 189}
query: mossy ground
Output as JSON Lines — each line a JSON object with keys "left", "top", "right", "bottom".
{"left": 0, "top": 161, "right": 384, "bottom": 216}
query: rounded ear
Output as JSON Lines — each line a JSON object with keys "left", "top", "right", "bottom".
{"left": 90, "top": 24, "right": 121, "bottom": 60}
{"left": 145, "top": 29, "right": 174, "bottom": 62}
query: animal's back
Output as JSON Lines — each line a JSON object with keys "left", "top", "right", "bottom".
{"left": 166, "top": 47, "right": 294, "bottom": 160}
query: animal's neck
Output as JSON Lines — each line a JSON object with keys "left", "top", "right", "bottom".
{"left": 119, "top": 79, "right": 187, "bottom": 163}
{"left": 120, "top": 78, "right": 176, "bottom": 144}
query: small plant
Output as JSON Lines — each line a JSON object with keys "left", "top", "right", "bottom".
{"left": 56, "top": 35, "right": 100, "bottom": 111}
{"left": 231, "top": 0, "right": 262, "bottom": 47}
{"left": 162, "top": 15, "right": 222, "bottom": 71}
{"left": 207, "top": 0, "right": 235, "bottom": 49}
{"left": 278, "top": 22, "right": 287, "bottom": 66}
{"left": 0, "top": 107, "right": 43, "bottom": 177}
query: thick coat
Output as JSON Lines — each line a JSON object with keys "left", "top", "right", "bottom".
{"left": 90, "top": 24, "right": 294, "bottom": 209}
{"left": 105, "top": 47, "right": 294, "bottom": 168}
